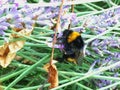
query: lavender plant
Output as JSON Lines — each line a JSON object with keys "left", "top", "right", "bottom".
{"left": 0, "top": 0, "right": 120, "bottom": 90}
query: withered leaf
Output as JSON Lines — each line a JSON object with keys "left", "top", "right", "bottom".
{"left": 11, "top": 29, "right": 32, "bottom": 38}
{"left": 0, "top": 43, "right": 8, "bottom": 56}
{"left": 9, "top": 40, "right": 25, "bottom": 53}
{"left": 0, "top": 43, "right": 16, "bottom": 68}
{"left": 0, "top": 28, "right": 33, "bottom": 68}
{"left": 48, "top": 64, "right": 58, "bottom": 89}
{"left": 43, "top": 60, "right": 58, "bottom": 72}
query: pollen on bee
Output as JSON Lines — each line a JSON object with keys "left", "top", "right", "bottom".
{"left": 67, "top": 58, "right": 77, "bottom": 64}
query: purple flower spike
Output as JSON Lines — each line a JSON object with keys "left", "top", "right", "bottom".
{"left": 74, "top": 27, "right": 85, "bottom": 33}
{"left": 0, "top": 17, "right": 7, "bottom": 22}
{"left": 50, "top": 0, "right": 61, "bottom": 2}
{"left": 103, "top": 50, "right": 113, "bottom": 55}
{"left": 92, "top": 47, "right": 103, "bottom": 56}
{"left": 9, "top": 5, "right": 18, "bottom": 14}
{"left": 114, "top": 52, "right": 120, "bottom": 58}
{"left": 57, "top": 32, "right": 63, "bottom": 38}
{"left": 55, "top": 44, "right": 64, "bottom": 51}
{"left": 14, "top": 23, "right": 24, "bottom": 29}
{"left": 8, "top": 0, "right": 15, "bottom": 3}
{"left": 114, "top": 72, "right": 119, "bottom": 77}
{"left": 109, "top": 43, "right": 120, "bottom": 48}
{"left": 1, "top": 22, "right": 10, "bottom": 27}
{"left": 70, "top": 13, "right": 77, "bottom": 21}
{"left": 0, "top": 8, "right": 5, "bottom": 16}
{"left": 0, "top": 26, "right": 8, "bottom": 35}
{"left": 0, "top": 21, "right": 10, "bottom": 36}
{"left": 89, "top": 60, "right": 98, "bottom": 71}
{"left": 91, "top": 39, "right": 100, "bottom": 46}
{"left": 97, "top": 28, "right": 106, "bottom": 34}
{"left": 114, "top": 7, "right": 120, "bottom": 14}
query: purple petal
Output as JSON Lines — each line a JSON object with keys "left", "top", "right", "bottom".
{"left": 9, "top": 6, "right": 18, "bottom": 14}
{"left": 0, "top": 26, "right": 8, "bottom": 30}
{"left": 92, "top": 47, "right": 103, "bottom": 56}
{"left": 74, "top": 27, "right": 85, "bottom": 33}
{"left": 114, "top": 7, "right": 120, "bottom": 14}
{"left": 8, "top": 0, "right": 15, "bottom": 3}
{"left": 1, "top": 22, "right": 10, "bottom": 27}
{"left": 0, "top": 17, "right": 7, "bottom": 22}
{"left": 14, "top": 23, "right": 24, "bottom": 29}
{"left": 103, "top": 50, "right": 113, "bottom": 55}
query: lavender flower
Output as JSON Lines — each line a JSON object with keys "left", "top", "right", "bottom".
{"left": 0, "top": 26, "right": 7, "bottom": 35}
{"left": 0, "top": 8, "right": 5, "bottom": 17}
{"left": 13, "top": 23, "right": 24, "bottom": 29}
{"left": 73, "top": 27, "right": 85, "bottom": 33}
{"left": 95, "top": 72, "right": 119, "bottom": 89}
{"left": 8, "top": 0, "right": 27, "bottom": 5}
{"left": 8, "top": 0, "right": 15, "bottom": 3}
{"left": 80, "top": 8, "right": 120, "bottom": 35}
{"left": 0, "top": 20, "right": 10, "bottom": 35}
{"left": 91, "top": 56, "right": 120, "bottom": 88}
{"left": 92, "top": 47, "right": 103, "bottom": 56}
{"left": 114, "top": 7, "right": 120, "bottom": 15}
{"left": 50, "top": 0, "right": 61, "bottom": 2}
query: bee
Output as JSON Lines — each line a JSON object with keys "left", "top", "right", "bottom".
{"left": 56, "top": 29, "right": 85, "bottom": 64}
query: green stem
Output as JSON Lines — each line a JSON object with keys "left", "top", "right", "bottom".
{"left": 107, "top": 0, "right": 117, "bottom": 6}
{"left": 0, "top": 68, "right": 26, "bottom": 82}
{"left": 26, "top": 0, "right": 105, "bottom": 7}
{"left": 25, "top": 43, "right": 47, "bottom": 47}
{"left": 60, "top": 71, "right": 120, "bottom": 81}
{"left": 60, "top": 72, "right": 92, "bottom": 90}
{"left": 10, "top": 31, "right": 46, "bottom": 44}
{"left": 77, "top": 11, "right": 94, "bottom": 16}
{"left": 77, "top": 83, "right": 93, "bottom": 90}
{"left": 77, "top": 5, "right": 120, "bottom": 19}
{"left": 83, "top": 3, "right": 98, "bottom": 11}
{"left": 17, "top": 76, "right": 80, "bottom": 90}
{"left": 88, "top": 3, "right": 104, "bottom": 10}
{"left": 51, "top": 61, "right": 120, "bottom": 90}
{"left": 17, "top": 53, "right": 37, "bottom": 63}
{"left": 0, "top": 86, "right": 16, "bottom": 90}
{"left": 5, "top": 55, "right": 49, "bottom": 90}
{"left": 85, "top": 23, "right": 120, "bottom": 44}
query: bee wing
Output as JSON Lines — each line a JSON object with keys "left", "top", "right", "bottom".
{"left": 77, "top": 55, "right": 84, "bottom": 65}
{"left": 75, "top": 48, "right": 85, "bottom": 65}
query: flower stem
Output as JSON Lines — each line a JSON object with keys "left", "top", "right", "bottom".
{"left": 50, "top": 0, "right": 64, "bottom": 64}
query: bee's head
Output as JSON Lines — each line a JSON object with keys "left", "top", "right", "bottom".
{"left": 62, "top": 29, "right": 73, "bottom": 38}
{"left": 56, "top": 29, "right": 73, "bottom": 44}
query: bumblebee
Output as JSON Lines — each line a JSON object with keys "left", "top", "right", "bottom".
{"left": 56, "top": 29, "right": 84, "bottom": 64}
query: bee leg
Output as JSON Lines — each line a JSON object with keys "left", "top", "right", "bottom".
{"left": 67, "top": 58, "right": 77, "bottom": 64}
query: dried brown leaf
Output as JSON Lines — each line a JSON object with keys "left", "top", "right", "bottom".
{"left": 9, "top": 40, "right": 25, "bottom": 53}
{"left": 43, "top": 63, "right": 50, "bottom": 72}
{"left": 43, "top": 60, "right": 58, "bottom": 72}
{"left": 48, "top": 64, "right": 58, "bottom": 89}
{"left": 0, "top": 40, "right": 26, "bottom": 68}
{"left": 0, "top": 28, "right": 33, "bottom": 68}
{"left": 11, "top": 29, "right": 32, "bottom": 38}
{"left": 0, "top": 43, "right": 16, "bottom": 68}
{"left": 0, "top": 43, "right": 8, "bottom": 56}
